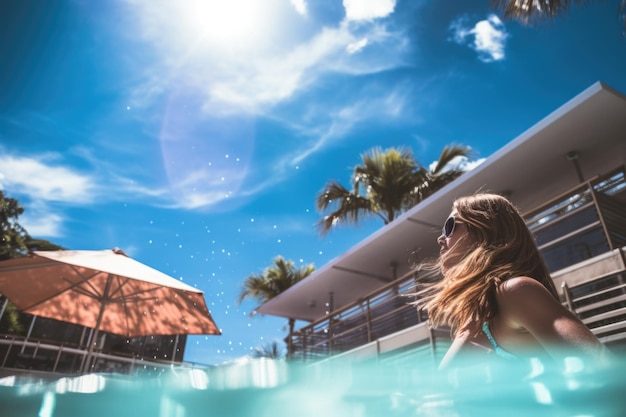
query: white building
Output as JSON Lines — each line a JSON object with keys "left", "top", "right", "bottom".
{"left": 257, "top": 81, "right": 626, "bottom": 364}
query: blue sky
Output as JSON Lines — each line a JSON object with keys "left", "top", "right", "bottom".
{"left": 1, "top": 0, "right": 626, "bottom": 365}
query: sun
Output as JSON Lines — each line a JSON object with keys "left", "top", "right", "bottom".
{"left": 179, "top": 0, "right": 274, "bottom": 50}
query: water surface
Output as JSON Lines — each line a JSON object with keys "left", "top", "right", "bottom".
{"left": 2, "top": 354, "right": 624, "bottom": 417}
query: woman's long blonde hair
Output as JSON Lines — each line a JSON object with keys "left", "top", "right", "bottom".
{"left": 423, "top": 193, "right": 558, "bottom": 336}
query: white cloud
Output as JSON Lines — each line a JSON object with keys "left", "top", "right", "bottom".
{"left": 172, "top": 190, "right": 235, "bottom": 210}
{"left": 199, "top": 23, "right": 406, "bottom": 116}
{"left": 0, "top": 152, "right": 176, "bottom": 236}
{"left": 343, "top": 0, "right": 396, "bottom": 22}
{"left": 201, "top": 26, "right": 355, "bottom": 114}
{"left": 0, "top": 154, "right": 93, "bottom": 238}
{"left": 115, "top": 0, "right": 411, "bottom": 207}
{"left": 290, "top": 0, "right": 307, "bottom": 16}
{"left": 164, "top": 166, "right": 248, "bottom": 209}
{"left": 291, "top": 87, "right": 409, "bottom": 165}
{"left": 20, "top": 211, "right": 64, "bottom": 238}
{"left": 0, "top": 155, "right": 95, "bottom": 203}
{"left": 450, "top": 14, "right": 508, "bottom": 62}
{"left": 462, "top": 157, "right": 486, "bottom": 171}
{"left": 428, "top": 156, "right": 486, "bottom": 173}
{"left": 225, "top": 87, "right": 411, "bottom": 200}
{"left": 125, "top": 0, "right": 407, "bottom": 116}
{"left": 346, "top": 38, "right": 368, "bottom": 54}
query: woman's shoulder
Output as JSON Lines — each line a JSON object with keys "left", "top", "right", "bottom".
{"left": 497, "top": 276, "right": 553, "bottom": 298}
{"left": 496, "top": 276, "right": 563, "bottom": 327}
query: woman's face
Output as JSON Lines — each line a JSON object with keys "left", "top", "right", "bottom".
{"left": 437, "top": 211, "right": 473, "bottom": 267}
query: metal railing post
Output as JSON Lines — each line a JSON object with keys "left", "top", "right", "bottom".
{"left": 1, "top": 336, "right": 15, "bottom": 367}
{"left": 170, "top": 335, "right": 179, "bottom": 363}
{"left": 429, "top": 326, "right": 436, "bottom": 365}
{"left": 366, "top": 299, "right": 372, "bottom": 343}
{"left": 53, "top": 345, "right": 63, "bottom": 372}
{"left": 20, "top": 316, "right": 36, "bottom": 354}
{"left": 589, "top": 187, "right": 614, "bottom": 250}
{"left": 327, "top": 292, "right": 334, "bottom": 355}
{"left": 0, "top": 297, "right": 8, "bottom": 321}
{"left": 561, "top": 282, "right": 576, "bottom": 314}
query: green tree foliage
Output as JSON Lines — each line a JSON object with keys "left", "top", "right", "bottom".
{"left": 0, "top": 191, "right": 64, "bottom": 260}
{"left": 238, "top": 256, "right": 315, "bottom": 307}
{"left": 490, "top": 0, "right": 626, "bottom": 29}
{"left": 0, "top": 190, "right": 29, "bottom": 261}
{"left": 0, "top": 302, "right": 24, "bottom": 334}
{"left": 0, "top": 191, "right": 65, "bottom": 334}
{"left": 315, "top": 145, "right": 471, "bottom": 236}
{"left": 238, "top": 256, "right": 315, "bottom": 356}
{"left": 251, "top": 340, "right": 286, "bottom": 359}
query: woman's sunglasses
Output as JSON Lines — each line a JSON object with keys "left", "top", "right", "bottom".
{"left": 442, "top": 216, "right": 460, "bottom": 238}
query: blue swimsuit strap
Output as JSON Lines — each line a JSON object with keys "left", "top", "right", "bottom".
{"left": 482, "top": 322, "right": 517, "bottom": 359}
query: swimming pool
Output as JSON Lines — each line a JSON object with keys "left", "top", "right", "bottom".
{"left": 2, "top": 354, "right": 625, "bottom": 417}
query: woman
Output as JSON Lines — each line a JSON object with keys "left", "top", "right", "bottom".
{"left": 421, "top": 193, "right": 605, "bottom": 369}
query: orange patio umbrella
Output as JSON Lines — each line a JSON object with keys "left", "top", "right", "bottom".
{"left": 0, "top": 249, "right": 220, "bottom": 370}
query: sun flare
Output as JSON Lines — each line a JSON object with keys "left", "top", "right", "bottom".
{"left": 180, "top": 0, "right": 272, "bottom": 50}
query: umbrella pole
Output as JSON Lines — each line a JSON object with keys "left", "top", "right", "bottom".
{"left": 171, "top": 334, "right": 179, "bottom": 363}
{"left": 81, "top": 275, "right": 112, "bottom": 374}
{"left": 0, "top": 297, "right": 8, "bottom": 321}
{"left": 82, "top": 328, "right": 101, "bottom": 374}
{"left": 20, "top": 316, "right": 37, "bottom": 354}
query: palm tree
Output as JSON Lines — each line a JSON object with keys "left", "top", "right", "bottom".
{"left": 238, "top": 256, "right": 315, "bottom": 356}
{"left": 251, "top": 340, "right": 287, "bottom": 359}
{"left": 315, "top": 147, "right": 418, "bottom": 234}
{"left": 315, "top": 145, "right": 471, "bottom": 236}
{"left": 404, "top": 145, "right": 473, "bottom": 209}
{"left": 490, "top": 0, "right": 626, "bottom": 28}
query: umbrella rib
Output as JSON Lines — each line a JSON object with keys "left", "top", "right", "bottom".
{"left": 107, "top": 276, "right": 130, "bottom": 300}
{"left": 119, "top": 276, "right": 132, "bottom": 337}
{"left": 110, "top": 295, "right": 161, "bottom": 304}
{"left": 69, "top": 278, "right": 102, "bottom": 299}
{"left": 20, "top": 269, "right": 102, "bottom": 311}
{"left": 108, "top": 274, "right": 132, "bottom": 337}
{"left": 6, "top": 250, "right": 219, "bottom": 342}
{"left": 70, "top": 265, "right": 105, "bottom": 299}
{"left": 106, "top": 276, "right": 157, "bottom": 303}
{"left": 106, "top": 276, "right": 163, "bottom": 336}
{"left": 109, "top": 283, "right": 163, "bottom": 304}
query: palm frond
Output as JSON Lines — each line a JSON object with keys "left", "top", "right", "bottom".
{"left": 490, "top": 0, "right": 588, "bottom": 24}
{"left": 252, "top": 341, "right": 286, "bottom": 359}
{"left": 239, "top": 256, "right": 315, "bottom": 306}
{"left": 404, "top": 145, "right": 472, "bottom": 209}
{"left": 237, "top": 273, "right": 275, "bottom": 305}
{"left": 490, "top": 0, "right": 626, "bottom": 30}
{"left": 315, "top": 144, "right": 474, "bottom": 235}
{"left": 315, "top": 181, "right": 375, "bottom": 235}
{"left": 429, "top": 145, "right": 472, "bottom": 175}
{"left": 315, "top": 181, "right": 353, "bottom": 211}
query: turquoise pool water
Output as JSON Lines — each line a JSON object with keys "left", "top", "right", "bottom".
{"left": 2, "top": 355, "right": 625, "bottom": 417}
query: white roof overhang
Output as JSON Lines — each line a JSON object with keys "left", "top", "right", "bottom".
{"left": 256, "top": 81, "right": 626, "bottom": 322}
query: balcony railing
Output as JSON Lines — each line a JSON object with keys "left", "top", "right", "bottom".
{"left": 557, "top": 250, "right": 626, "bottom": 350}
{"left": 525, "top": 167, "right": 626, "bottom": 272}
{"left": 289, "top": 166, "right": 626, "bottom": 362}
{"left": 289, "top": 268, "right": 440, "bottom": 361}
{"left": 0, "top": 333, "right": 193, "bottom": 378}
